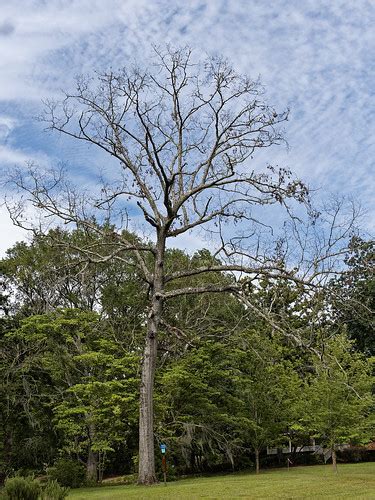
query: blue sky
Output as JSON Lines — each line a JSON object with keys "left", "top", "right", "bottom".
{"left": 0, "top": 0, "right": 374, "bottom": 255}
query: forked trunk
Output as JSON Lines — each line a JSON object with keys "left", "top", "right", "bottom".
{"left": 255, "top": 448, "right": 260, "bottom": 474}
{"left": 138, "top": 234, "right": 165, "bottom": 485}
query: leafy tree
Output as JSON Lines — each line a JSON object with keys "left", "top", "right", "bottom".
{"left": 156, "top": 340, "right": 242, "bottom": 472}
{"left": 0, "top": 312, "right": 59, "bottom": 478}
{"left": 1, "top": 228, "right": 148, "bottom": 323}
{"left": 161, "top": 248, "right": 247, "bottom": 355}
{"left": 299, "top": 334, "right": 373, "bottom": 472}
{"left": 330, "top": 237, "right": 374, "bottom": 356}
{"left": 1, "top": 230, "right": 99, "bottom": 314}
{"left": 2, "top": 309, "right": 140, "bottom": 481}
{"left": 52, "top": 339, "right": 139, "bottom": 482}
{"left": 2, "top": 237, "right": 372, "bottom": 480}
{"left": 156, "top": 331, "right": 302, "bottom": 474}
{"left": 233, "top": 332, "right": 301, "bottom": 473}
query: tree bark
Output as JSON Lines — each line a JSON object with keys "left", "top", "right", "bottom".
{"left": 138, "top": 328, "right": 158, "bottom": 484}
{"left": 86, "top": 448, "right": 98, "bottom": 483}
{"left": 138, "top": 232, "right": 165, "bottom": 485}
{"left": 331, "top": 448, "right": 337, "bottom": 473}
{"left": 86, "top": 422, "right": 97, "bottom": 482}
{"left": 255, "top": 448, "right": 260, "bottom": 474}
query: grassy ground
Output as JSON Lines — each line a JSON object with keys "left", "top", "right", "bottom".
{"left": 68, "top": 462, "right": 375, "bottom": 499}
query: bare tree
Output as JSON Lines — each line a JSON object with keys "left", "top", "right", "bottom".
{"left": 6, "top": 47, "right": 356, "bottom": 484}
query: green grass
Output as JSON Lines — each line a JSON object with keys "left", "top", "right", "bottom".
{"left": 68, "top": 462, "right": 375, "bottom": 499}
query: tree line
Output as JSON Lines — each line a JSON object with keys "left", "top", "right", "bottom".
{"left": 0, "top": 229, "right": 373, "bottom": 484}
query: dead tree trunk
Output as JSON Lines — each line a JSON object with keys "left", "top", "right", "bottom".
{"left": 138, "top": 232, "right": 165, "bottom": 484}
{"left": 138, "top": 331, "right": 158, "bottom": 484}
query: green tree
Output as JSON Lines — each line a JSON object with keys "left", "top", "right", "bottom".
{"left": 3, "top": 309, "right": 139, "bottom": 481}
{"left": 299, "top": 334, "right": 373, "bottom": 472}
{"left": 156, "top": 330, "right": 302, "bottom": 474}
{"left": 234, "top": 332, "right": 301, "bottom": 473}
{"left": 1, "top": 227, "right": 148, "bottom": 323}
{"left": 330, "top": 237, "right": 374, "bottom": 356}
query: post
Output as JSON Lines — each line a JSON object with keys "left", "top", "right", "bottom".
{"left": 160, "top": 443, "right": 167, "bottom": 485}
{"left": 162, "top": 455, "right": 167, "bottom": 485}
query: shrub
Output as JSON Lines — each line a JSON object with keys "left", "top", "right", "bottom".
{"left": 40, "top": 480, "right": 69, "bottom": 499}
{"left": 47, "top": 459, "right": 85, "bottom": 488}
{"left": 337, "top": 446, "right": 374, "bottom": 463}
{"left": 14, "top": 468, "right": 36, "bottom": 478}
{"left": 3, "top": 476, "right": 40, "bottom": 500}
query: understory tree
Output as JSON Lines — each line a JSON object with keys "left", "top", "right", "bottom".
{"left": 157, "top": 331, "right": 302, "bottom": 474}
{"left": 298, "top": 334, "right": 373, "bottom": 472}
{"left": 1, "top": 309, "right": 139, "bottom": 481}
{"left": 7, "top": 47, "right": 356, "bottom": 483}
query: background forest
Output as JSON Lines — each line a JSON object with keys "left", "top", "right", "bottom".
{"left": 0, "top": 228, "right": 373, "bottom": 486}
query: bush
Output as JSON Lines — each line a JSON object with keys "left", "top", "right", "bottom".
{"left": 40, "top": 480, "right": 69, "bottom": 499}
{"left": 3, "top": 476, "right": 40, "bottom": 500}
{"left": 47, "top": 459, "right": 85, "bottom": 488}
{"left": 14, "top": 468, "right": 36, "bottom": 478}
{"left": 337, "top": 446, "right": 375, "bottom": 463}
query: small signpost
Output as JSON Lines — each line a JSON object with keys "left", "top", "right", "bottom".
{"left": 160, "top": 443, "right": 167, "bottom": 485}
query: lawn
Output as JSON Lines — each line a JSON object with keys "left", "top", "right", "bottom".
{"left": 68, "top": 462, "right": 375, "bottom": 499}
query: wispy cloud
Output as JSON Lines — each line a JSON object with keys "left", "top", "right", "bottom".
{"left": 0, "top": 20, "right": 15, "bottom": 37}
{"left": 0, "top": 206, "right": 29, "bottom": 255}
{"left": 0, "top": 0, "right": 373, "bottom": 254}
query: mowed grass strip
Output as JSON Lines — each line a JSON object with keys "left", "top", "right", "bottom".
{"left": 68, "top": 462, "right": 375, "bottom": 499}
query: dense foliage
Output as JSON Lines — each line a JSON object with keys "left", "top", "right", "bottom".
{"left": 0, "top": 230, "right": 373, "bottom": 485}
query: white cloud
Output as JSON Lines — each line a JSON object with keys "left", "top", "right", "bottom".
{"left": 0, "top": 0, "right": 373, "bottom": 254}
{"left": 0, "top": 206, "right": 28, "bottom": 256}
{"left": 0, "top": 144, "right": 31, "bottom": 164}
